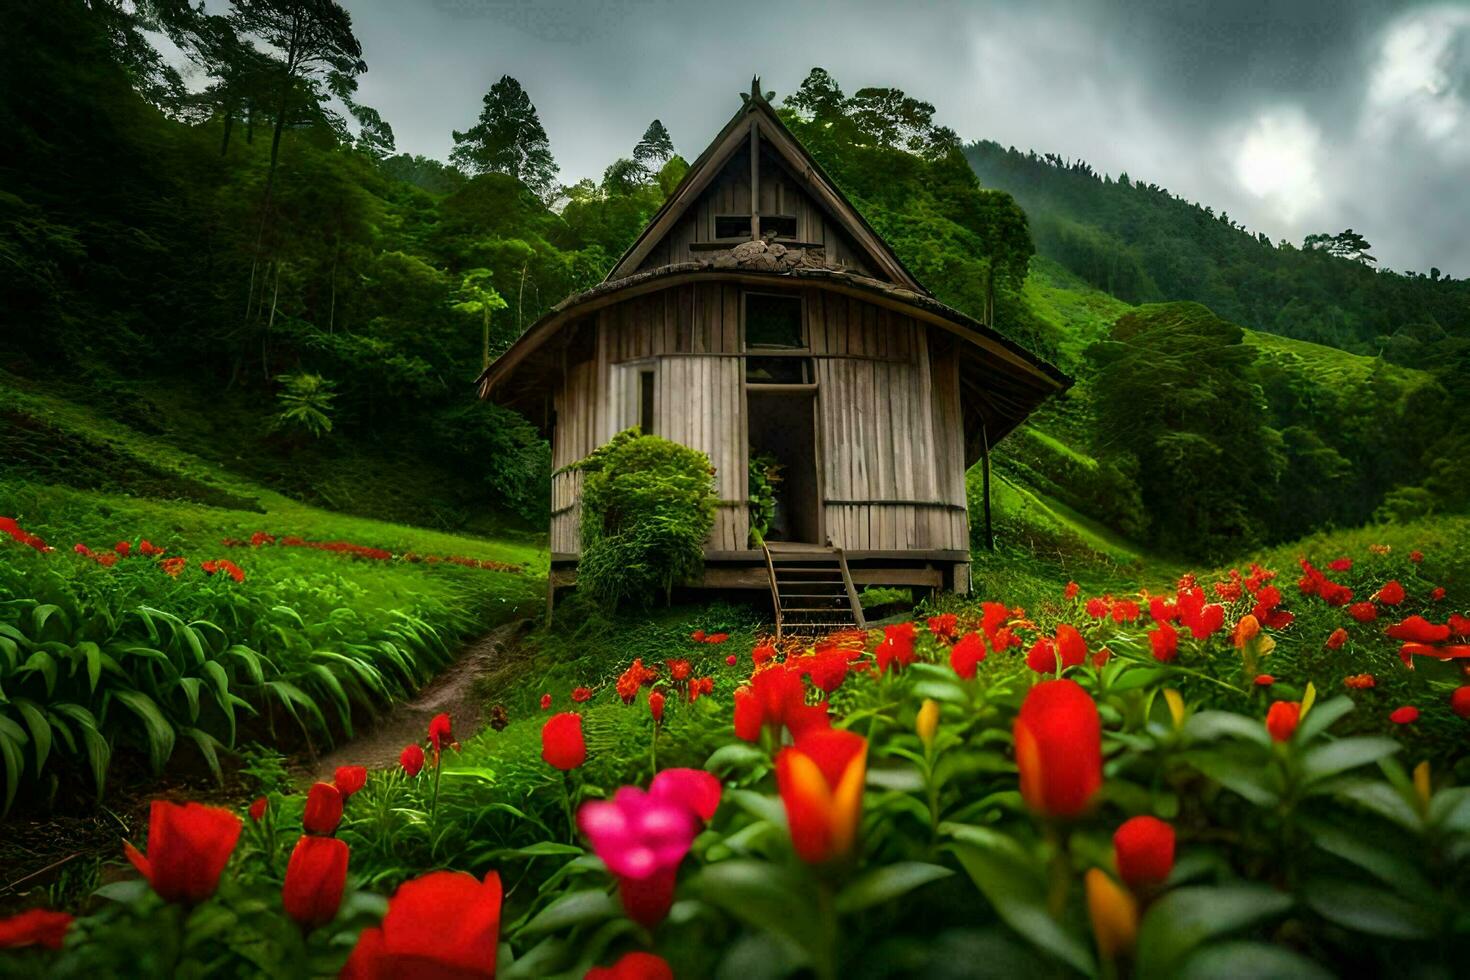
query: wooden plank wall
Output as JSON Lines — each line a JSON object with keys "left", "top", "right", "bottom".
{"left": 549, "top": 282, "right": 967, "bottom": 556}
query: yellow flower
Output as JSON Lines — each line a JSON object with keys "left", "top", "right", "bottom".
{"left": 1162, "top": 688, "right": 1186, "bottom": 730}
{"left": 1414, "top": 761, "right": 1432, "bottom": 814}
{"left": 1086, "top": 867, "right": 1138, "bottom": 961}
{"left": 916, "top": 698, "right": 940, "bottom": 750}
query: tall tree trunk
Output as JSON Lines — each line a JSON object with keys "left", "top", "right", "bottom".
{"left": 220, "top": 98, "right": 236, "bottom": 156}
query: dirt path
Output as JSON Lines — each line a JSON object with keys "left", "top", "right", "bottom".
{"left": 309, "top": 618, "right": 534, "bottom": 780}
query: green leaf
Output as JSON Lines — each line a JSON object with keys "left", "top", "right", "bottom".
{"left": 21, "top": 650, "right": 58, "bottom": 696}
{"left": 79, "top": 641, "right": 102, "bottom": 693}
{"left": 51, "top": 703, "right": 109, "bottom": 800}
{"left": 1294, "top": 695, "right": 1354, "bottom": 744}
{"left": 688, "top": 860, "right": 820, "bottom": 966}
{"left": 1306, "top": 819, "right": 1433, "bottom": 896}
{"left": 93, "top": 880, "right": 150, "bottom": 904}
{"left": 0, "top": 723, "right": 25, "bottom": 817}
{"left": 32, "top": 603, "right": 66, "bottom": 637}
{"left": 725, "top": 788, "right": 786, "bottom": 827}
{"left": 519, "top": 888, "right": 619, "bottom": 936}
{"left": 1179, "top": 941, "right": 1334, "bottom": 980}
{"left": 1429, "top": 786, "right": 1470, "bottom": 832}
{"left": 13, "top": 698, "right": 51, "bottom": 773}
{"left": 945, "top": 826, "right": 1094, "bottom": 976}
{"left": 1135, "top": 885, "right": 1293, "bottom": 980}
{"left": 1108, "top": 666, "right": 1168, "bottom": 692}
{"left": 1183, "top": 710, "right": 1270, "bottom": 747}
{"left": 202, "top": 660, "right": 235, "bottom": 743}
{"left": 182, "top": 727, "right": 226, "bottom": 785}
{"left": 1335, "top": 780, "right": 1421, "bottom": 831}
{"left": 1299, "top": 737, "right": 1399, "bottom": 785}
{"left": 835, "top": 861, "right": 954, "bottom": 913}
{"left": 1299, "top": 877, "right": 1437, "bottom": 939}
{"left": 704, "top": 742, "right": 768, "bottom": 774}
{"left": 111, "top": 688, "right": 176, "bottom": 774}
{"left": 1179, "top": 750, "right": 1280, "bottom": 806}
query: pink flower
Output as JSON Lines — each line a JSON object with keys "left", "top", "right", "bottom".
{"left": 577, "top": 769, "right": 721, "bottom": 928}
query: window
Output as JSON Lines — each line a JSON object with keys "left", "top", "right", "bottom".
{"left": 714, "top": 215, "right": 751, "bottom": 240}
{"left": 638, "top": 369, "right": 655, "bottom": 435}
{"left": 761, "top": 214, "right": 798, "bottom": 240}
{"left": 746, "top": 357, "right": 812, "bottom": 384}
{"left": 744, "top": 293, "right": 804, "bottom": 350}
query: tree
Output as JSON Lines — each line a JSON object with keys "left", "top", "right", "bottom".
{"left": 1304, "top": 229, "right": 1377, "bottom": 264}
{"left": 452, "top": 269, "right": 509, "bottom": 370}
{"left": 231, "top": 0, "right": 365, "bottom": 212}
{"left": 450, "top": 76, "right": 558, "bottom": 197}
{"left": 633, "top": 119, "right": 674, "bottom": 170}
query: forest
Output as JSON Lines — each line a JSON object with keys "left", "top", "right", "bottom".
{"left": 2, "top": 1, "right": 1468, "bottom": 978}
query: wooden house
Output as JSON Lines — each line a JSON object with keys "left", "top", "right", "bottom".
{"left": 477, "top": 82, "right": 1069, "bottom": 632}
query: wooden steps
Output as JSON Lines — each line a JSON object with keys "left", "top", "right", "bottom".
{"left": 762, "top": 542, "right": 866, "bottom": 640}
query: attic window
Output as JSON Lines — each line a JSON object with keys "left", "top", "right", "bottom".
{"left": 761, "top": 214, "right": 798, "bottom": 240}
{"left": 744, "top": 293, "right": 804, "bottom": 350}
{"left": 638, "top": 369, "right": 656, "bottom": 435}
{"left": 714, "top": 215, "right": 751, "bottom": 240}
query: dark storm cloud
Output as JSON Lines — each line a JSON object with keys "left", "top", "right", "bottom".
{"left": 342, "top": 0, "right": 1470, "bottom": 275}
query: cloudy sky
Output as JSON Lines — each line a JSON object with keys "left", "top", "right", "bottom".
{"left": 330, "top": 0, "right": 1469, "bottom": 275}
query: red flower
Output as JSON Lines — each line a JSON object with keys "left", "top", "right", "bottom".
{"left": 797, "top": 650, "right": 850, "bottom": 694}
{"left": 1326, "top": 628, "right": 1349, "bottom": 650}
{"left": 950, "top": 631, "right": 987, "bottom": 679}
{"left": 542, "top": 712, "right": 586, "bottom": 770}
{"left": 1113, "top": 816, "right": 1175, "bottom": 891}
{"left": 1386, "top": 615, "right": 1451, "bottom": 644}
{"left": 1064, "top": 581, "right": 1080, "bottom": 601}
{"left": 428, "top": 713, "right": 453, "bottom": 756}
{"left": 981, "top": 601, "right": 1011, "bottom": 638}
{"left": 776, "top": 728, "right": 868, "bottom": 864}
{"left": 725, "top": 654, "right": 737, "bottom": 666}
{"left": 399, "top": 744, "right": 425, "bottom": 777}
{"left": 1265, "top": 701, "right": 1300, "bottom": 742}
{"left": 1111, "top": 600, "right": 1141, "bottom": 623}
{"left": 283, "top": 835, "right": 349, "bottom": 929}
{"left": 737, "top": 664, "right": 828, "bottom": 742}
{"left": 666, "top": 660, "right": 692, "bottom": 682}
{"left": 334, "top": 765, "right": 367, "bottom": 799}
{"left": 1085, "top": 596, "right": 1111, "bottom": 619}
{"left": 1014, "top": 680, "right": 1102, "bottom": 819}
{"left": 752, "top": 643, "right": 776, "bottom": 665}
{"left": 1055, "top": 623, "right": 1088, "bottom": 668}
{"left": 1254, "top": 674, "right": 1275, "bottom": 687}
{"left": 1348, "top": 601, "right": 1378, "bottom": 623}
{"left": 124, "top": 800, "right": 242, "bottom": 904}
{"left": 160, "top": 556, "right": 186, "bottom": 577}
{"left": 690, "top": 630, "right": 706, "bottom": 642}
{"left": 1148, "top": 622, "right": 1179, "bottom": 663}
{"left": 705, "top": 632, "right": 730, "bottom": 644}
{"left": 138, "top": 539, "right": 164, "bottom": 556}
{"left": 303, "top": 782, "right": 343, "bottom": 835}
{"left": 1327, "top": 557, "right": 1352, "bottom": 572}
{"left": 540, "top": 693, "right": 552, "bottom": 710}
{"left": 342, "top": 870, "right": 501, "bottom": 980}
{"left": 114, "top": 541, "right": 131, "bottom": 557}
{"left": 571, "top": 686, "right": 593, "bottom": 703}
{"left": 1453, "top": 614, "right": 1470, "bottom": 638}
{"left": 1390, "top": 705, "right": 1419, "bottom": 725}
{"left": 1344, "top": 673, "right": 1376, "bottom": 689}
{"left": 1431, "top": 587, "right": 1446, "bottom": 601}
{"left": 1373, "top": 580, "right": 1406, "bottom": 606}
{"left": 1178, "top": 589, "right": 1224, "bottom": 640}
{"left": 0, "top": 908, "right": 73, "bottom": 950}
{"left": 649, "top": 691, "right": 665, "bottom": 723}
{"left": 927, "top": 613, "right": 958, "bottom": 640}
{"left": 586, "top": 951, "right": 674, "bottom": 980}
{"left": 875, "top": 622, "right": 918, "bottom": 674}
{"left": 1148, "top": 596, "right": 1178, "bottom": 622}
{"left": 1026, "top": 636, "right": 1057, "bottom": 673}
{"left": 1451, "top": 686, "right": 1470, "bottom": 719}
{"left": 1410, "top": 550, "right": 1424, "bottom": 563}
{"left": 249, "top": 796, "right": 268, "bottom": 822}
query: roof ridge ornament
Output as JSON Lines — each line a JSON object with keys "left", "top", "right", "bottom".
{"left": 742, "top": 75, "right": 772, "bottom": 105}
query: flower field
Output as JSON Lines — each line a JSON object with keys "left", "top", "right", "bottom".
{"left": 3, "top": 519, "right": 1467, "bottom": 977}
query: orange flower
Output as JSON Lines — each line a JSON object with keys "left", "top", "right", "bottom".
{"left": 1265, "top": 701, "right": 1300, "bottom": 742}
{"left": 1344, "top": 673, "right": 1375, "bottom": 689}
{"left": 1232, "top": 614, "right": 1261, "bottom": 649}
{"left": 1014, "top": 680, "right": 1102, "bottom": 819}
{"left": 1086, "top": 868, "right": 1138, "bottom": 961}
{"left": 775, "top": 728, "right": 867, "bottom": 864}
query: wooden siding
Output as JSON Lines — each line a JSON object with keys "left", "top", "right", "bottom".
{"left": 636, "top": 148, "right": 875, "bottom": 277}
{"left": 549, "top": 282, "right": 967, "bottom": 556}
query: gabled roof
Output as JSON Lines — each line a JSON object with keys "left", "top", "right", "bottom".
{"left": 604, "top": 79, "right": 929, "bottom": 294}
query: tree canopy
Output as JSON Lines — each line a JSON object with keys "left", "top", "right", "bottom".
{"left": 451, "top": 75, "right": 559, "bottom": 198}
